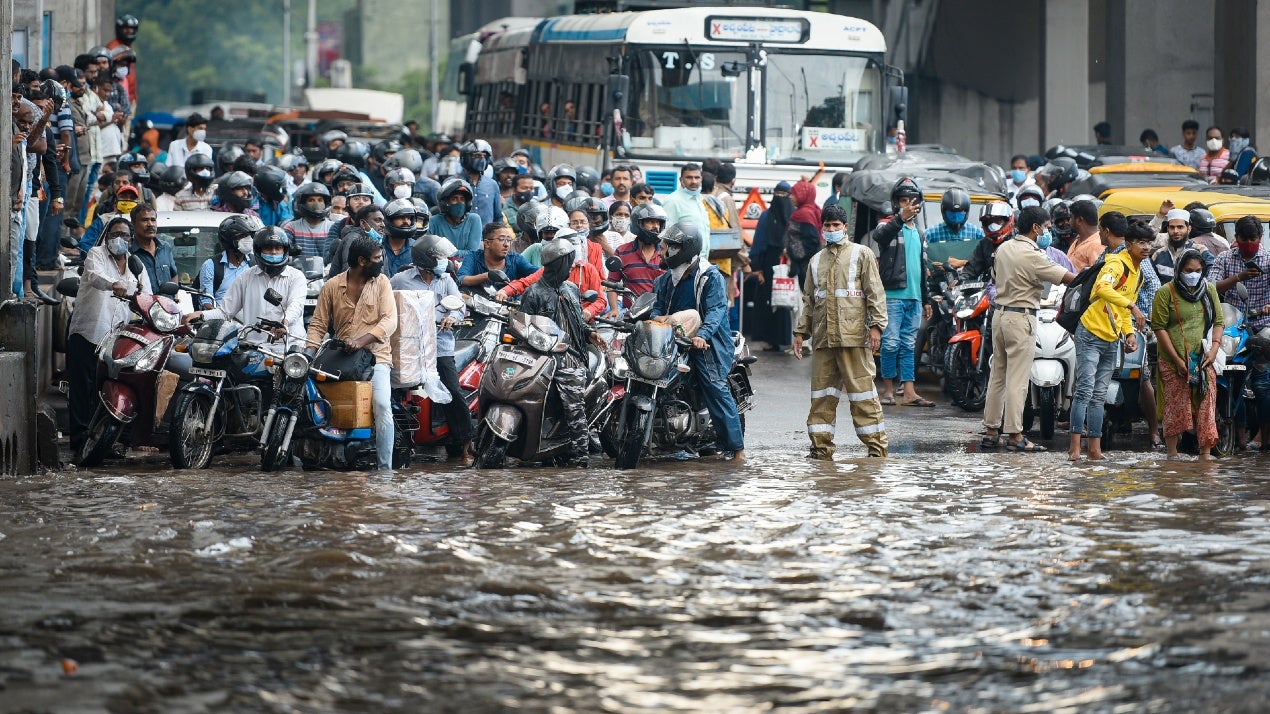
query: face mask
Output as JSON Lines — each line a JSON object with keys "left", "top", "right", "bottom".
{"left": 447, "top": 202, "right": 466, "bottom": 219}
{"left": 194, "top": 168, "right": 212, "bottom": 178}
{"left": 393, "top": 184, "right": 411, "bottom": 199}
{"left": 1207, "top": 137, "right": 1223, "bottom": 152}
{"left": 1179, "top": 270, "right": 1203, "bottom": 287}
{"left": 1239, "top": 241, "right": 1261, "bottom": 259}
{"left": 555, "top": 185, "right": 573, "bottom": 201}
{"left": 1037, "top": 230, "right": 1053, "bottom": 249}
{"left": 684, "top": 186, "right": 701, "bottom": 197}
{"left": 985, "top": 221, "right": 1005, "bottom": 234}
{"left": 192, "top": 129, "right": 207, "bottom": 142}
{"left": 600, "top": 182, "right": 614, "bottom": 196}
{"left": 1230, "top": 137, "right": 1250, "bottom": 156}
{"left": 237, "top": 237, "right": 253, "bottom": 256}
{"left": 362, "top": 260, "right": 384, "bottom": 279}
{"left": 823, "top": 229, "right": 845, "bottom": 244}
{"left": 514, "top": 190, "right": 534, "bottom": 205}
{"left": 611, "top": 217, "right": 630, "bottom": 234}
{"left": 1010, "top": 169, "right": 1027, "bottom": 184}
{"left": 107, "top": 237, "right": 130, "bottom": 256}
{"left": 365, "top": 227, "right": 382, "bottom": 241}
{"left": 434, "top": 258, "right": 449, "bottom": 275}
{"left": 468, "top": 157, "right": 488, "bottom": 174}
{"left": 946, "top": 211, "right": 967, "bottom": 225}
{"left": 115, "top": 66, "right": 129, "bottom": 79}
{"left": 1019, "top": 198, "right": 1040, "bottom": 209}
{"left": 260, "top": 252, "right": 286, "bottom": 265}
{"left": 115, "top": 200, "right": 138, "bottom": 215}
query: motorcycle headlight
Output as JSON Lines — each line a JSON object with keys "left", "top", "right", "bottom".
{"left": 635, "top": 354, "right": 668, "bottom": 380}
{"left": 612, "top": 356, "right": 631, "bottom": 379}
{"left": 955, "top": 308, "right": 974, "bottom": 319}
{"left": 283, "top": 352, "right": 311, "bottom": 379}
{"left": 1221, "top": 334, "right": 1238, "bottom": 357}
{"left": 190, "top": 339, "right": 218, "bottom": 364}
{"left": 133, "top": 340, "right": 166, "bottom": 372}
{"left": 149, "top": 302, "right": 181, "bottom": 332}
{"left": 526, "top": 326, "right": 559, "bottom": 353}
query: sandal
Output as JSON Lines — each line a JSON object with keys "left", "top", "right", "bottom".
{"left": 901, "top": 398, "right": 936, "bottom": 407}
{"left": 979, "top": 434, "right": 1003, "bottom": 448}
{"left": 1005, "top": 437, "right": 1047, "bottom": 452}
{"left": 880, "top": 396, "right": 896, "bottom": 406}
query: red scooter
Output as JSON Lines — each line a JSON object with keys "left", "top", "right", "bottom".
{"left": 73, "top": 258, "right": 192, "bottom": 467}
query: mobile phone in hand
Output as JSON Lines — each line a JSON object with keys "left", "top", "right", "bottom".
{"left": 1245, "top": 259, "right": 1263, "bottom": 274}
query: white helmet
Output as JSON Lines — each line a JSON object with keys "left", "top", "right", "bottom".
{"left": 534, "top": 205, "right": 569, "bottom": 236}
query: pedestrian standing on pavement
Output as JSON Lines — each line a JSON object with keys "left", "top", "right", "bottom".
{"left": 794, "top": 204, "right": 889, "bottom": 459}
{"left": 981, "top": 206, "right": 1076, "bottom": 452}
{"left": 1065, "top": 200, "right": 1104, "bottom": 272}
{"left": 1068, "top": 222, "right": 1151, "bottom": 461}
{"left": 1151, "top": 250, "right": 1223, "bottom": 460}
{"left": 873, "top": 177, "right": 935, "bottom": 407}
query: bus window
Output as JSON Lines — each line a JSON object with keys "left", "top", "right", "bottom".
{"left": 765, "top": 53, "right": 881, "bottom": 164}
{"left": 628, "top": 48, "right": 749, "bottom": 158}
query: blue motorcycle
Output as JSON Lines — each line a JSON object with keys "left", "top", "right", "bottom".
{"left": 1215, "top": 285, "right": 1266, "bottom": 456}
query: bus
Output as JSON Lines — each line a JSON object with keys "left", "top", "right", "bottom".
{"left": 437, "top": 17, "right": 542, "bottom": 137}
{"left": 459, "top": 7, "right": 903, "bottom": 204}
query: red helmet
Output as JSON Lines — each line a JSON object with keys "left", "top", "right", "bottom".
{"left": 980, "top": 200, "right": 1015, "bottom": 243}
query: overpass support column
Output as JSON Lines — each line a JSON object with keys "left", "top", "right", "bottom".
{"left": 1040, "top": 0, "right": 1089, "bottom": 147}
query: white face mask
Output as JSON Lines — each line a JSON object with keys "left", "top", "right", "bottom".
{"left": 194, "top": 168, "right": 212, "bottom": 178}
{"left": 1179, "top": 270, "right": 1203, "bottom": 287}
{"left": 237, "top": 237, "right": 253, "bottom": 256}
{"left": 555, "top": 184, "right": 573, "bottom": 201}
{"left": 115, "top": 66, "right": 129, "bottom": 79}
{"left": 823, "top": 230, "right": 845, "bottom": 244}
{"left": 392, "top": 184, "right": 411, "bottom": 199}
{"left": 1206, "top": 137, "right": 1223, "bottom": 152}
{"left": 192, "top": 129, "right": 207, "bottom": 142}
{"left": 107, "top": 237, "right": 130, "bottom": 256}
{"left": 611, "top": 217, "right": 630, "bottom": 234}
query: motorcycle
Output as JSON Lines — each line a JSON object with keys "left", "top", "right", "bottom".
{"left": 1101, "top": 331, "right": 1148, "bottom": 450}
{"left": 73, "top": 258, "right": 192, "bottom": 467}
{"left": 1214, "top": 284, "right": 1265, "bottom": 457}
{"left": 295, "top": 255, "right": 325, "bottom": 322}
{"left": 921, "top": 262, "right": 960, "bottom": 379}
{"left": 944, "top": 279, "right": 992, "bottom": 412}
{"left": 1023, "top": 284, "right": 1076, "bottom": 439}
{"left": 397, "top": 294, "right": 484, "bottom": 457}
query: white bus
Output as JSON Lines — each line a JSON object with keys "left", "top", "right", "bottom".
{"left": 459, "top": 7, "right": 903, "bottom": 204}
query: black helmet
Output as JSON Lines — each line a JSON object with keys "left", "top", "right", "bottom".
{"left": 335, "top": 139, "right": 370, "bottom": 170}
{"left": 516, "top": 200, "right": 546, "bottom": 242}
{"left": 383, "top": 148, "right": 425, "bottom": 176}
{"left": 889, "top": 177, "right": 923, "bottom": 211}
{"left": 216, "top": 171, "right": 257, "bottom": 211}
{"left": 319, "top": 129, "right": 348, "bottom": 155}
{"left": 1250, "top": 157, "right": 1270, "bottom": 186}
{"left": 631, "top": 202, "right": 668, "bottom": 244}
{"left": 185, "top": 152, "right": 215, "bottom": 188}
{"left": 313, "top": 158, "right": 343, "bottom": 186}
{"left": 582, "top": 196, "right": 609, "bottom": 235}
{"left": 88, "top": 46, "right": 112, "bottom": 64}
{"left": 115, "top": 14, "right": 139, "bottom": 44}
{"left": 383, "top": 198, "right": 419, "bottom": 240}
{"left": 218, "top": 214, "right": 264, "bottom": 254}
{"left": 292, "top": 182, "right": 332, "bottom": 220}
{"left": 254, "top": 166, "right": 287, "bottom": 203}
{"left": 278, "top": 153, "right": 308, "bottom": 174}
{"left": 459, "top": 139, "right": 492, "bottom": 174}
{"left": 575, "top": 165, "right": 601, "bottom": 194}
{"left": 437, "top": 177, "right": 473, "bottom": 206}
{"left": 216, "top": 143, "right": 245, "bottom": 176}
{"left": 563, "top": 194, "right": 592, "bottom": 216}
{"left": 1049, "top": 201, "right": 1075, "bottom": 240}
{"left": 252, "top": 226, "right": 293, "bottom": 276}
{"left": 370, "top": 139, "right": 402, "bottom": 168}
{"left": 409, "top": 197, "right": 432, "bottom": 229}
{"left": 660, "top": 221, "right": 703, "bottom": 270}
{"left": 940, "top": 187, "right": 970, "bottom": 230}
{"left": 155, "top": 164, "right": 187, "bottom": 196}
{"left": 1219, "top": 168, "right": 1241, "bottom": 185}
{"left": 528, "top": 163, "right": 547, "bottom": 183}
{"left": 1042, "top": 157, "right": 1079, "bottom": 189}
{"left": 1190, "top": 208, "right": 1217, "bottom": 234}
{"left": 117, "top": 151, "right": 147, "bottom": 174}
{"left": 330, "top": 166, "right": 362, "bottom": 194}
{"left": 410, "top": 233, "right": 457, "bottom": 270}
{"left": 493, "top": 158, "right": 517, "bottom": 176}
{"left": 547, "top": 163, "right": 577, "bottom": 186}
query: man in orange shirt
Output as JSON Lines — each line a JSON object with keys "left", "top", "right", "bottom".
{"left": 1065, "top": 199, "right": 1105, "bottom": 272}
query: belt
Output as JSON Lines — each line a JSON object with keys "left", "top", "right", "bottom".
{"left": 1000, "top": 305, "right": 1037, "bottom": 314}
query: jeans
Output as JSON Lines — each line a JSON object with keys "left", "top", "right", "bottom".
{"left": 881, "top": 298, "right": 921, "bottom": 383}
{"left": 78, "top": 163, "right": 101, "bottom": 224}
{"left": 11, "top": 208, "right": 25, "bottom": 296}
{"left": 1070, "top": 324, "right": 1119, "bottom": 438}
{"left": 691, "top": 352, "right": 745, "bottom": 452}
{"left": 371, "top": 363, "right": 394, "bottom": 470}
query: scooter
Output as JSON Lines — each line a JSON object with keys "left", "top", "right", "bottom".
{"left": 921, "top": 262, "right": 960, "bottom": 379}
{"left": 1101, "top": 330, "right": 1148, "bottom": 451}
{"left": 71, "top": 258, "right": 192, "bottom": 467}
{"left": 1214, "top": 284, "right": 1265, "bottom": 456}
{"left": 944, "top": 279, "right": 992, "bottom": 412}
{"left": 397, "top": 294, "right": 484, "bottom": 457}
{"left": 1024, "top": 284, "right": 1076, "bottom": 439}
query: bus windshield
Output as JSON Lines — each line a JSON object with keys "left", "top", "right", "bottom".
{"left": 624, "top": 48, "right": 882, "bottom": 164}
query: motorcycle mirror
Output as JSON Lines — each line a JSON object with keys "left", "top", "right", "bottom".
{"left": 439, "top": 295, "right": 465, "bottom": 312}
{"left": 158, "top": 281, "right": 181, "bottom": 296}
{"left": 305, "top": 269, "right": 323, "bottom": 280}
{"left": 1237, "top": 282, "right": 1250, "bottom": 302}
{"left": 60, "top": 235, "right": 80, "bottom": 249}
{"left": 55, "top": 276, "right": 79, "bottom": 298}
{"left": 604, "top": 255, "right": 623, "bottom": 274}
{"left": 580, "top": 290, "right": 599, "bottom": 303}
{"left": 487, "top": 269, "right": 509, "bottom": 287}
{"left": 264, "top": 288, "right": 284, "bottom": 306}
{"left": 127, "top": 255, "right": 144, "bottom": 277}
{"left": 288, "top": 243, "right": 303, "bottom": 258}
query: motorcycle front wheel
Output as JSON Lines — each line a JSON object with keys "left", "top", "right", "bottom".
{"left": 948, "top": 343, "right": 987, "bottom": 412}
{"left": 170, "top": 391, "right": 217, "bottom": 470}
{"left": 1039, "top": 386, "right": 1057, "bottom": 440}
{"left": 473, "top": 426, "right": 509, "bottom": 469}
{"left": 261, "top": 411, "right": 293, "bottom": 472}
{"left": 76, "top": 404, "right": 123, "bottom": 468}
{"left": 615, "top": 402, "right": 652, "bottom": 470}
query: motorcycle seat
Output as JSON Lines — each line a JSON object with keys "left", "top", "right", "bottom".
{"left": 454, "top": 340, "right": 481, "bottom": 371}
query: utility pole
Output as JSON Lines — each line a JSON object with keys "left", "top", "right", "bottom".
{"left": 283, "top": 0, "right": 292, "bottom": 105}
{"left": 430, "top": 0, "right": 440, "bottom": 132}
{"left": 305, "top": 0, "right": 318, "bottom": 89}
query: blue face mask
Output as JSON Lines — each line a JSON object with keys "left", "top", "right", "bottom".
{"left": 1011, "top": 169, "right": 1027, "bottom": 184}
{"left": 260, "top": 252, "right": 286, "bottom": 265}
{"left": 366, "top": 228, "right": 382, "bottom": 241}
{"left": 600, "top": 182, "right": 614, "bottom": 196}
{"left": 685, "top": 187, "right": 701, "bottom": 197}
{"left": 447, "top": 202, "right": 467, "bottom": 219}
{"left": 434, "top": 258, "right": 449, "bottom": 274}
{"left": 1037, "top": 230, "right": 1053, "bottom": 249}
{"left": 946, "top": 211, "right": 967, "bottom": 225}
{"left": 823, "top": 230, "right": 845, "bottom": 244}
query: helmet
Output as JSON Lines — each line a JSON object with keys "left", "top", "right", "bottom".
{"left": 582, "top": 196, "right": 609, "bottom": 234}
{"left": 278, "top": 153, "right": 308, "bottom": 174}
{"left": 539, "top": 237, "right": 576, "bottom": 267}
{"left": 940, "top": 188, "right": 971, "bottom": 229}
{"left": 384, "top": 148, "right": 425, "bottom": 176}
{"left": 563, "top": 194, "right": 591, "bottom": 216}
{"left": 1049, "top": 201, "right": 1075, "bottom": 241}
{"left": 216, "top": 143, "right": 245, "bottom": 176}
{"left": 1219, "top": 168, "right": 1241, "bottom": 185}
{"left": 185, "top": 152, "right": 215, "bottom": 187}
{"left": 335, "top": 139, "right": 370, "bottom": 170}
{"left": 517, "top": 201, "right": 546, "bottom": 241}
{"left": 88, "top": 46, "right": 111, "bottom": 64}
{"left": 385, "top": 168, "right": 416, "bottom": 195}
{"left": 1041, "top": 157, "right": 1079, "bottom": 189}
{"left": 217, "top": 214, "right": 263, "bottom": 254}
{"left": 411, "top": 234, "right": 458, "bottom": 270}
{"left": 292, "top": 182, "right": 332, "bottom": 220}
{"left": 459, "top": 139, "right": 493, "bottom": 174}
{"left": 980, "top": 200, "right": 1015, "bottom": 243}
{"left": 1190, "top": 208, "right": 1217, "bottom": 234}
{"left": 889, "top": 177, "right": 923, "bottom": 211}
{"left": 1249, "top": 157, "right": 1270, "bottom": 186}
{"left": 660, "top": 221, "right": 703, "bottom": 270}
{"left": 1015, "top": 184, "right": 1045, "bottom": 210}
{"left": 1042, "top": 197, "right": 1065, "bottom": 213}
{"left": 116, "top": 151, "right": 146, "bottom": 173}
{"left": 216, "top": 171, "right": 257, "bottom": 211}
{"left": 547, "top": 163, "right": 577, "bottom": 187}
{"left": 313, "top": 158, "right": 343, "bottom": 186}
{"left": 528, "top": 163, "right": 547, "bottom": 183}
{"left": 330, "top": 166, "right": 362, "bottom": 193}
{"left": 631, "top": 202, "right": 668, "bottom": 244}
{"left": 534, "top": 205, "right": 570, "bottom": 238}
{"left": 370, "top": 139, "right": 402, "bottom": 168}
{"left": 437, "top": 177, "right": 473, "bottom": 206}
{"left": 252, "top": 226, "right": 294, "bottom": 277}
{"left": 492, "top": 158, "right": 517, "bottom": 176}
{"left": 575, "top": 165, "right": 601, "bottom": 194}
{"left": 115, "top": 14, "right": 139, "bottom": 44}
{"left": 319, "top": 129, "right": 348, "bottom": 153}
{"left": 382, "top": 198, "right": 419, "bottom": 240}
{"left": 155, "top": 165, "right": 187, "bottom": 196}
{"left": 254, "top": 166, "right": 288, "bottom": 203}
{"left": 409, "top": 197, "right": 432, "bottom": 229}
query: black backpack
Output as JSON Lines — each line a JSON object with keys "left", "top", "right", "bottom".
{"left": 1055, "top": 256, "right": 1139, "bottom": 334}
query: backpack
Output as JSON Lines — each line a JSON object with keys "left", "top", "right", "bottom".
{"left": 1055, "top": 256, "right": 1139, "bottom": 334}
{"left": 213, "top": 252, "right": 227, "bottom": 294}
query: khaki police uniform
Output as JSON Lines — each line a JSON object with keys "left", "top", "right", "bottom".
{"left": 984, "top": 235, "right": 1070, "bottom": 434}
{"left": 794, "top": 241, "right": 889, "bottom": 458}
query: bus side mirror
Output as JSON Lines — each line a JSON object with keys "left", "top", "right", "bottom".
{"left": 607, "top": 74, "right": 630, "bottom": 116}
{"left": 458, "top": 62, "right": 475, "bottom": 97}
{"left": 889, "top": 85, "right": 908, "bottom": 122}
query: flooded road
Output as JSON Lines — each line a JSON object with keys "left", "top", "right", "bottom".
{"left": 2, "top": 356, "right": 1268, "bottom": 712}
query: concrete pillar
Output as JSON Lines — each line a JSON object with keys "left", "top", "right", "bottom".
{"left": 1041, "top": 0, "right": 1089, "bottom": 147}
{"left": 1256, "top": 2, "right": 1270, "bottom": 145}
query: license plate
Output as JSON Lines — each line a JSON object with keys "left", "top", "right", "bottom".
{"left": 189, "top": 367, "right": 226, "bottom": 378}
{"left": 499, "top": 349, "right": 536, "bottom": 367}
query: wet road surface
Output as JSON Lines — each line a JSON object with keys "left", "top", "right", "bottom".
{"left": 1, "top": 353, "right": 1268, "bottom": 712}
